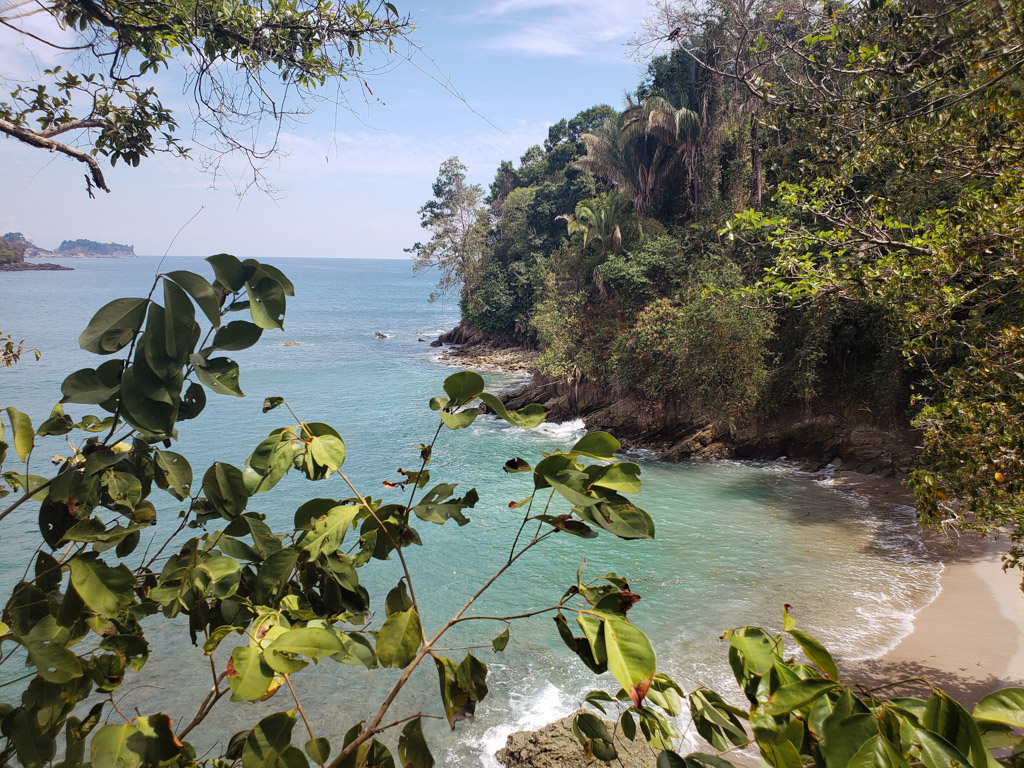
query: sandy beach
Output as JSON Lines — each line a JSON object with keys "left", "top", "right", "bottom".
{"left": 834, "top": 472, "right": 1024, "bottom": 705}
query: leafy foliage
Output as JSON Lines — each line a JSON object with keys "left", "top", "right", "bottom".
{"left": 0, "top": 262, "right": 701, "bottom": 767}
{"left": 0, "top": 0, "right": 414, "bottom": 193}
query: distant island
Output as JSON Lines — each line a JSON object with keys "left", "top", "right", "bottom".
{"left": 0, "top": 232, "right": 135, "bottom": 269}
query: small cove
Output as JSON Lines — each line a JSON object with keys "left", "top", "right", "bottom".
{"left": 0, "top": 256, "right": 941, "bottom": 764}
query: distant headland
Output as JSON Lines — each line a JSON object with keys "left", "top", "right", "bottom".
{"left": 1, "top": 232, "right": 137, "bottom": 271}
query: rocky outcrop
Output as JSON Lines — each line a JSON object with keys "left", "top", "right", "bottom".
{"left": 0, "top": 261, "right": 73, "bottom": 271}
{"left": 433, "top": 323, "right": 919, "bottom": 474}
{"left": 434, "top": 322, "right": 536, "bottom": 373}
{"left": 500, "top": 374, "right": 919, "bottom": 474}
{"left": 495, "top": 713, "right": 655, "bottom": 768}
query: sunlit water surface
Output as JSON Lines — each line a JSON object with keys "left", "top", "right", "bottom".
{"left": 0, "top": 257, "right": 941, "bottom": 764}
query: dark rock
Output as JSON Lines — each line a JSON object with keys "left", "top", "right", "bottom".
{"left": 375, "top": 331, "right": 388, "bottom": 339}
{"left": 0, "top": 261, "right": 73, "bottom": 271}
{"left": 497, "top": 374, "right": 919, "bottom": 475}
{"left": 495, "top": 713, "right": 654, "bottom": 768}
{"left": 429, "top": 339, "right": 443, "bottom": 347}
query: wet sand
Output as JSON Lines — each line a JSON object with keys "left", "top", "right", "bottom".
{"left": 834, "top": 472, "right": 1024, "bottom": 705}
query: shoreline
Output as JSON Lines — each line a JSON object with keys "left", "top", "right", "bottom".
{"left": 434, "top": 341, "right": 1024, "bottom": 757}
{"left": 831, "top": 472, "right": 1024, "bottom": 705}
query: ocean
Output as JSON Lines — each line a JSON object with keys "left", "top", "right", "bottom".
{"left": 0, "top": 256, "right": 942, "bottom": 764}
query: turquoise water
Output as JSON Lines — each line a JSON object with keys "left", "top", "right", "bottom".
{"left": 0, "top": 257, "right": 941, "bottom": 764}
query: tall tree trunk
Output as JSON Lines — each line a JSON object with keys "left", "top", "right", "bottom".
{"left": 750, "top": 115, "right": 762, "bottom": 211}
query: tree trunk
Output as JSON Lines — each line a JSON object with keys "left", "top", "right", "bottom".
{"left": 750, "top": 115, "right": 762, "bottom": 211}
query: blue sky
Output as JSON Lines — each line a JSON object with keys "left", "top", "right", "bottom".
{"left": 0, "top": 1, "right": 655, "bottom": 259}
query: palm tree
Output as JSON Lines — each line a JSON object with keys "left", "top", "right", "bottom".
{"left": 576, "top": 96, "right": 702, "bottom": 219}
{"left": 556, "top": 191, "right": 635, "bottom": 257}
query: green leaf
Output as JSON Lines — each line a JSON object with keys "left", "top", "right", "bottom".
{"left": 300, "top": 505, "right": 360, "bottom": 558}
{"left": 210, "top": 320, "right": 263, "bottom": 351}
{"left": 848, "top": 735, "right": 911, "bottom": 768}
{"left": 305, "top": 738, "right": 330, "bottom": 764}
{"left": 912, "top": 726, "right": 974, "bottom": 768}
{"left": 89, "top": 724, "right": 142, "bottom": 768}
{"left": 167, "top": 270, "right": 222, "bottom": 328}
{"left": 202, "top": 462, "right": 248, "bottom": 518}
{"left": 621, "top": 710, "right": 637, "bottom": 740}
{"left": 133, "top": 714, "right": 185, "bottom": 764}
{"left": 79, "top": 297, "right": 148, "bottom": 354}
{"left": 376, "top": 608, "right": 422, "bottom": 668}
{"left": 398, "top": 718, "right": 434, "bottom": 768}
{"left": 477, "top": 393, "right": 546, "bottom": 428}
{"left": 61, "top": 366, "right": 120, "bottom": 405}
{"left": 255, "top": 262, "right": 296, "bottom": 297}
{"left": 583, "top": 690, "right": 616, "bottom": 714}
{"left": 69, "top": 553, "right": 135, "bottom": 616}
{"left": 163, "top": 277, "right": 197, "bottom": 363}
{"left": 227, "top": 646, "right": 275, "bottom": 702}
{"left": 724, "top": 627, "right": 775, "bottom": 676}
{"left": 308, "top": 434, "right": 346, "bottom": 474}
{"left": 243, "top": 711, "right": 303, "bottom": 768}
{"left": 385, "top": 581, "right": 414, "bottom": 616}
{"left": 266, "top": 627, "right": 345, "bottom": 662}
{"left": 763, "top": 679, "right": 839, "bottom": 715}
{"left": 36, "top": 404, "right": 74, "bottom": 436}
{"left": 263, "top": 396, "right": 285, "bottom": 412}
{"left": 253, "top": 548, "right": 298, "bottom": 603}
{"left": 442, "top": 371, "right": 484, "bottom": 407}
{"left": 439, "top": 408, "right": 480, "bottom": 430}
{"left": 207, "top": 253, "right": 246, "bottom": 292}
{"left": 788, "top": 629, "right": 839, "bottom": 680}
{"left": 154, "top": 449, "right": 192, "bottom": 501}
{"left": 492, "top": 626, "right": 510, "bottom": 652}
{"left": 821, "top": 713, "right": 877, "bottom": 767}
{"left": 5, "top": 407, "right": 33, "bottom": 461}
{"left": 589, "top": 462, "right": 642, "bottom": 493}
{"left": 602, "top": 615, "right": 656, "bottom": 707}
{"left": 195, "top": 356, "right": 244, "bottom": 397}
{"left": 571, "top": 431, "right": 620, "bottom": 459}
{"left": 246, "top": 276, "right": 287, "bottom": 330}
{"left": 974, "top": 688, "right": 1024, "bottom": 728}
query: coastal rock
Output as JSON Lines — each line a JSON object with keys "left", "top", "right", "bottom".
{"left": 495, "top": 713, "right": 655, "bottom": 768}
{"left": 283, "top": 340, "right": 301, "bottom": 347}
{"left": 375, "top": 331, "right": 388, "bottom": 339}
{"left": 499, "top": 375, "right": 919, "bottom": 474}
{"left": 0, "top": 261, "right": 73, "bottom": 271}
{"left": 432, "top": 321, "right": 535, "bottom": 373}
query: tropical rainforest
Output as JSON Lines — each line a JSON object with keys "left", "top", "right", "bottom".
{"left": 409, "top": 0, "right": 1024, "bottom": 583}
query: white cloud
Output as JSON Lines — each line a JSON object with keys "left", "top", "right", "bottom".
{"left": 462, "top": 0, "right": 649, "bottom": 59}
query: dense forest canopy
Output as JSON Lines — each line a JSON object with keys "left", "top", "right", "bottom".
{"left": 412, "top": 0, "right": 1024, "bottom": 580}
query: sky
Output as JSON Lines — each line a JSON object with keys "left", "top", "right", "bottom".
{"left": 0, "top": 1, "right": 660, "bottom": 259}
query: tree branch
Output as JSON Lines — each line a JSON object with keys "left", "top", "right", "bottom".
{"left": 0, "top": 117, "right": 109, "bottom": 192}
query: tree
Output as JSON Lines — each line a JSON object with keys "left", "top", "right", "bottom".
{"left": 719, "top": 0, "right": 1024, "bottom": 580}
{"left": 576, "top": 96, "right": 702, "bottom": 219}
{"left": 407, "top": 156, "right": 487, "bottom": 302}
{"left": 0, "top": 0, "right": 414, "bottom": 194}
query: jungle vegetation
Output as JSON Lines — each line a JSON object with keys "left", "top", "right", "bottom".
{"left": 411, "top": 0, "right": 1024, "bottom": 587}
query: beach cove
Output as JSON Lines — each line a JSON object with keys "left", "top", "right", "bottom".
{"left": 0, "top": 257, "right": 1017, "bottom": 765}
